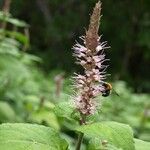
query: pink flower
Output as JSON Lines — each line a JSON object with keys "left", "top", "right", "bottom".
{"left": 72, "top": 1, "right": 110, "bottom": 116}
{"left": 73, "top": 36, "right": 109, "bottom": 116}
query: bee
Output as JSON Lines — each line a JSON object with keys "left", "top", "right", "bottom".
{"left": 100, "top": 82, "right": 119, "bottom": 97}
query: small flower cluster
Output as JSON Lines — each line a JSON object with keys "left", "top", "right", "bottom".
{"left": 72, "top": 2, "right": 110, "bottom": 116}
{"left": 73, "top": 37, "right": 109, "bottom": 115}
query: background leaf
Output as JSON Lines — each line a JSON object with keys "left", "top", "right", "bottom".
{"left": 134, "top": 139, "right": 150, "bottom": 150}
{"left": 0, "top": 101, "right": 16, "bottom": 122}
{"left": 54, "top": 101, "right": 74, "bottom": 120}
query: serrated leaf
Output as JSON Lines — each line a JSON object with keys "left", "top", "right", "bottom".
{"left": 75, "top": 121, "right": 135, "bottom": 150}
{"left": 54, "top": 102, "right": 74, "bottom": 120}
{"left": 134, "top": 139, "right": 150, "bottom": 150}
{"left": 0, "top": 123, "right": 68, "bottom": 150}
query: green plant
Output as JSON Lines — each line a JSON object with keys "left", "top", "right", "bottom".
{"left": 0, "top": 1, "right": 149, "bottom": 150}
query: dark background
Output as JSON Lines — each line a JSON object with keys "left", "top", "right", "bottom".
{"left": 0, "top": 0, "right": 150, "bottom": 144}
{"left": 1, "top": 0, "right": 150, "bottom": 92}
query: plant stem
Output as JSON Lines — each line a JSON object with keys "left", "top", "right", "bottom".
{"left": 75, "top": 132, "right": 84, "bottom": 150}
{"left": 75, "top": 115, "right": 86, "bottom": 150}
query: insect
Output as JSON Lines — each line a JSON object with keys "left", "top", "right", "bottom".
{"left": 100, "top": 82, "right": 119, "bottom": 97}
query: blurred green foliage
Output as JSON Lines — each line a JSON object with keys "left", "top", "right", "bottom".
{"left": 0, "top": 1, "right": 150, "bottom": 149}
{"left": 0, "top": 11, "right": 59, "bottom": 130}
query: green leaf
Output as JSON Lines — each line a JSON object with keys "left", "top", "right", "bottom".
{"left": 134, "top": 139, "right": 150, "bottom": 150}
{"left": 139, "top": 133, "right": 150, "bottom": 142}
{"left": 30, "top": 110, "right": 60, "bottom": 130}
{"left": 0, "top": 123, "right": 68, "bottom": 150}
{"left": 0, "top": 101, "right": 16, "bottom": 122}
{"left": 0, "top": 11, "right": 28, "bottom": 27}
{"left": 7, "top": 18, "right": 29, "bottom": 27}
{"left": 5, "top": 30, "right": 29, "bottom": 45}
{"left": 88, "top": 137, "right": 122, "bottom": 150}
{"left": 54, "top": 102, "right": 74, "bottom": 120}
{"left": 0, "top": 37, "right": 20, "bottom": 56}
{"left": 75, "top": 121, "right": 135, "bottom": 150}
